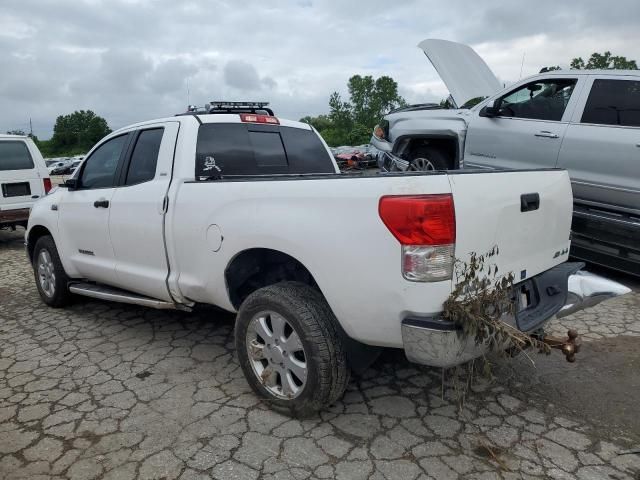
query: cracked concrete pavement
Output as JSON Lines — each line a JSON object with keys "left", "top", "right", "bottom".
{"left": 1, "top": 229, "right": 639, "bottom": 480}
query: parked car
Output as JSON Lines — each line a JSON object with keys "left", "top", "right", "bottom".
{"left": 331, "top": 145, "right": 379, "bottom": 170}
{"left": 26, "top": 102, "right": 626, "bottom": 414}
{"left": 372, "top": 39, "right": 640, "bottom": 276}
{"left": 0, "top": 135, "right": 52, "bottom": 230}
{"left": 51, "top": 159, "right": 83, "bottom": 176}
{"left": 48, "top": 159, "right": 72, "bottom": 175}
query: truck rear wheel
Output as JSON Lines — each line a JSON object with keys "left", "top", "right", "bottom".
{"left": 33, "top": 235, "right": 72, "bottom": 307}
{"left": 235, "top": 282, "right": 349, "bottom": 416}
{"left": 408, "top": 146, "right": 450, "bottom": 171}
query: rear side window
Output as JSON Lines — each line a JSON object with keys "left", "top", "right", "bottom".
{"left": 195, "top": 123, "right": 334, "bottom": 178}
{"left": 581, "top": 79, "right": 640, "bottom": 127}
{"left": 0, "top": 141, "right": 34, "bottom": 171}
{"left": 125, "top": 128, "right": 163, "bottom": 185}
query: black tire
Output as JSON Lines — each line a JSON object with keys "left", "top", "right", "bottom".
{"left": 32, "top": 235, "right": 72, "bottom": 307}
{"left": 235, "top": 282, "right": 349, "bottom": 416}
{"left": 408, "top": 146, "right": 451, "bottom": 171}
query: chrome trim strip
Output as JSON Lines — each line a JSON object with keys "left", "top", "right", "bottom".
{"left": 69, "top": 283, "right": 183, "bottom": 310}
{"left": 571, "top": 180, "right": 640, "bottom": 194}
{"left": 573, "top": 210, "right": 640, "bottom": 228}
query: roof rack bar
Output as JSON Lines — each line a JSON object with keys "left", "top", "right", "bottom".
{"left": 208, "top": 101, "right": 269, "bottom": 108}
{"left": 176, "top": 101, "right": 274, "bottom": 117}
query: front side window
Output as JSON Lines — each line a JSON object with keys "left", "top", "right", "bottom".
{"left": 581, "top": 79, "right": 640, "bottom": 127}
{"left": 125, "top": 128, "right": 164, "bottom": 185}
{"left": 79, "top": 135, "right": 127, "bottom": 189}
{"left": 498, "top": 79, "right": 577, "bottom": 121}
{"left": 0, "top": 141, "right": 34, "bottom": 171}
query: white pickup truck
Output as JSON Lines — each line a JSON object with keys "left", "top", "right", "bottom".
{"left": 26, "top": 102, "right": 625, "bottom": 414}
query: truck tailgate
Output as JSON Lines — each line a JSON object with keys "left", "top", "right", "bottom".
{"left": 448, "top": 169, "right": 573, "bottom": 282}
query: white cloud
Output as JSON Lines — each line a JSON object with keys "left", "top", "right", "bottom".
{"left": 1, "top": 0, "right": 639, "bottom": 138}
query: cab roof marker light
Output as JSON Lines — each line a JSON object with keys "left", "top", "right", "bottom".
{"left": 240, "top": 113, "right": 280, "bottom": 125}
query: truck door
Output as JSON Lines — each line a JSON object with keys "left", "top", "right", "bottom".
{"left": 558, "top": 76, "right": 640, "bottom": 211}
{"left": 107, "top": 122, "right": 179, "bottom": 301}
{"left": 464, "top": 77, "right": 580, "bottom": 170}
{"left": 57, "top": 133, "right": 130, "bottom": 285}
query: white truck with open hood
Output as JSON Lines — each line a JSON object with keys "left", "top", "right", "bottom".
{"left": 26, "top": 102, "right": 628, "bottom": 415}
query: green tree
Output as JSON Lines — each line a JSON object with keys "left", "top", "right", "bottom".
{"left": 50, "top": 110, "right": 111, "bottom": 154}
{"left": 347, "top": 75, "right": 406, "bottom": 129}
{"left": 301, "top": 75, "right": 406, "bottom": 146}
{"left": 571, "top": 51, "right": 638, "bottom": 70}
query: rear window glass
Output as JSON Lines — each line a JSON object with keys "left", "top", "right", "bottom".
{"left": 248, "top": 131, "right": 287, "bottom": 167}
{"left": 582, "top": 79, "right": 640, "bottom": 127}
{"left": 195, "top": 123, "right": 334, "bottom": 178}
{"left": 0, "top": 141, "right": 34, "bottom": 171}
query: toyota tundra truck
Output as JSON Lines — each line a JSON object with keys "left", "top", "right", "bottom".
{"left": 26, "top": 102, "right": 627, "bottom": 414}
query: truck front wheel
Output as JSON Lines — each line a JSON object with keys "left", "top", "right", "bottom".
{"left": 235, "top": 282, "right": 349, "bottom": 416}
{"left": 32, "top": 235, "right": 72, "bottom": 307}
{"left": 408, "top": 146, "right": 451, "bottom": 171}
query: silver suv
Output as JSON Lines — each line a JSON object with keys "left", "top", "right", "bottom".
{"left": 372, "top": 39, "right": 640, "bottom": 276}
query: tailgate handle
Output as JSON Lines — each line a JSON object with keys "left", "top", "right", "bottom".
{"left": 521, "top": 193, "right": 540, "bottom": 212}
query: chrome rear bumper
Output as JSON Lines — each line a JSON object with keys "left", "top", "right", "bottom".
{"left": 402, "top": 269, "right": 630, "bottom": 368}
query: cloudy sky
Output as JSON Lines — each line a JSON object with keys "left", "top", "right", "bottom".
{"left": 2, "top": 0, "right": 640, "bottom": 139}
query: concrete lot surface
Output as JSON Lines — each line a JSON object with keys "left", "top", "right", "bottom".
{"left": 1, "top": 229, "right": 639, "bottom": 480}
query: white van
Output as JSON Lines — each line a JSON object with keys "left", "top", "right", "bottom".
{"left": 0, "top": 135, "right": 51, "bottom": 230}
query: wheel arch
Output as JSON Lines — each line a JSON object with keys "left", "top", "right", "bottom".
{"left": 26, "top": 225, "right": 53, "bottom": 263}
{"left": 224, "top": 248, "right": 322, "bottom": 311}
{"left": 392, "top": 134, "right": 460, "bottom": 168}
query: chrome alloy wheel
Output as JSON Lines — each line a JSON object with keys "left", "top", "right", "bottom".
{"left": 408, "top": 157, "right": 436, "bottom": 171}
{"left": 246, "top": 310, "right": 308, "bottom": 399}
{"left": 37, "top": 249, "right": 56, "bottom": 298}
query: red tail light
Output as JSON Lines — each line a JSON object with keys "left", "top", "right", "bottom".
{"left": 240, "top": 113, "right": 279, "bottom": 125}
{"left": 378, "top": 194, "right": 456, "bottom": 245}
{"left": 43, "top": 178, "right": 52, "bottom": 194}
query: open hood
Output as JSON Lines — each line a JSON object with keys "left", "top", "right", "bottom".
{"left": 418, "top": 39, "right": 501, "bottom": 108}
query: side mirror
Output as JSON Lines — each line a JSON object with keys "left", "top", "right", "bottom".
{"left": 480, "top": 99, "right": 502, "bottom": 118}
{"left": 64, "top": 178, "right": 79, "bottom": 190}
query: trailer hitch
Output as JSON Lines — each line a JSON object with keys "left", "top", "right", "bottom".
{"left": 539, "top": 329, "right": 582, "bottom": 362}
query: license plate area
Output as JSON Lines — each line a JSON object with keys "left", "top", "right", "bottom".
{"left": 517, "top": 281, "right": 536, "bottom": 313}
{"left": 2, "top": 182, "right": 31, "bottom": 198}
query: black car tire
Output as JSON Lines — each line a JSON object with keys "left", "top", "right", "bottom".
{"left": 32, "top": 235, "right": 73, "bottom": 307}
{"left": 408, "top": 146, "right": 451, "bottom": 171}
{"left": 235, "top": 282, "right": 350, "bottom": 416}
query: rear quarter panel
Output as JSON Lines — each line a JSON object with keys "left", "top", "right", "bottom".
{"left": 169, "top": 174, "right": 454, "bottom": 348}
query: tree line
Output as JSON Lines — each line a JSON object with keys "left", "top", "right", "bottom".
{"left": 7, "top": 110, "right": 111, "bottom": 158}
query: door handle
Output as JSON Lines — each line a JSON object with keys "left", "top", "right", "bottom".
{"left": 521, "top": 193, "right": 540, "bottom": 212}
{"left": 93, "top": 199, "right": 109, "bottom": 208}
{"left": 534, "top": 131, "right": 559, "bottom": 139}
